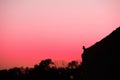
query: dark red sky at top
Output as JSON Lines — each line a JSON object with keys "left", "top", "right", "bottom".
{"left": 0, "top": 0, "right": 120, "bottom": 70}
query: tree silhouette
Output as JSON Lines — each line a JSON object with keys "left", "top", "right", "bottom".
{"left": 0, "top": 59, "right": 82, "bottom": 80}
{"left": 39, "top": 59, "right": 54, "bottom": 70}
{"left": 68, "top": 61, "right": 79, "bottom": 69}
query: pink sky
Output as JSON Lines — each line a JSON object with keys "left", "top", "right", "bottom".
{"left": 0, "top": 0, "right": 120, "bottom": 69}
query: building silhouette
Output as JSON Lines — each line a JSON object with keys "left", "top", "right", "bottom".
{"left": 81, "top": 27, "right": 120, "bottom": 80}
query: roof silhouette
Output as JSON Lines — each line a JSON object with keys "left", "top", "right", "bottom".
{"left": 81, "top": 26, "right": 120, "bottom": 80}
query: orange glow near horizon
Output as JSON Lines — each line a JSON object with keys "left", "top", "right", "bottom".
{"left": 0, "top": 0, "right": 120, "bottom": 70}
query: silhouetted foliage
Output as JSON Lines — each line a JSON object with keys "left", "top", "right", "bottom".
{"left": 0, "top": 59, "right": 82, "bottom": 80}
{"left": 68, "top": 61, "right": 79, "bottom": 69}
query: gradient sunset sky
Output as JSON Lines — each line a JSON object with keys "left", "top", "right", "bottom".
{"left": 0, "top": 0, "right": 120, "bottom": 69}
